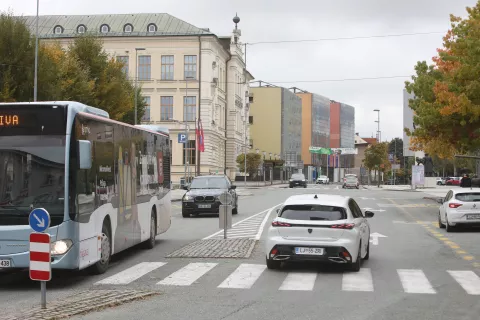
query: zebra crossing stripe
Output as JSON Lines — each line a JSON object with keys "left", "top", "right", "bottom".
{"left": 448, "top": 270, "right": 480, "bottom": 295}
{"left": 217, "top": 264, "right": 266, "bottom": 289}
{"left": 397, "top": 269, "right": 436, "bottom": 294}
{"left": 342, "top": 268, "right": 374, "bottom": 292}
{"left": 95, "top": 262, "right": 166, "bottom": 285}
{"left": 158, "top": 263, "right": 218, "bottom": 286}
{"left": 279, "top": 272, "right": 317, "bottom": 291}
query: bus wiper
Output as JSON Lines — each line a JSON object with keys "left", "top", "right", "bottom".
{"left": 0, "top": 206, "right": 30, "bottom": 214}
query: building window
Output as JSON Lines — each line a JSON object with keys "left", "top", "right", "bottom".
{"left": 124, "top": 24, "right": 133, "bottom": 33}
{"left": 142, "top": 96, "right": 151, "bottom": 122}
{"left": 77, "top": 25, "right": 86, "bottom": 34}
{"left": 161, "top": 96, "right": 173, "bottom": 121}
{"left": 183, "top": 96, "right": 196, "bottom": 122}
{"left": 54, "top": 25, "right": 63, "bottom": 34}
{"left": 137, "top": 55, "right": 151, "bottom": 81}
{"left": 116, "top": 56, "right": 129, "bottom": 75}
{"left": 183, "top": 140, "right": 196, "bottom": 165}
{"left": 184, "top": 55, "right": 197, "bottom": 79}
{"left": 161, "top": 55, "right": 174, "bottom": 80}
{"left": 249, "top": 116, "right": 253, "bottom": 124}
{"left": 147, "top": 23, "right": 157, "bottom": 32}
{"left": 100, "top": 24, "right": 110, "bottom": 33}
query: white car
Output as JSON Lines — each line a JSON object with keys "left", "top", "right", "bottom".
{"left": 316, "top": 175, "right": 329, "bottom": 184}
{"left": 438, "top": 188, "right": 480, "bottom": 232}
{"left": 265, "top": 194, "right": 374, "bottom": 272}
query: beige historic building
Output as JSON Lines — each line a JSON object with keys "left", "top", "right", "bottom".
{"left": 24, "top": 13, "right": 253, "bottom": 184}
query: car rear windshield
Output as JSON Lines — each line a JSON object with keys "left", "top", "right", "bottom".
{"left": 455, "top": 193, "right": 480, "bottom": 202}
{"left": 346, "top": 177, "right": 357, "bottom": 181}
{"left": 291, "top": 174, "right": 305, "bottom": 180}
{"left": 279, "top": 205, "right": 347, "bottom": 221}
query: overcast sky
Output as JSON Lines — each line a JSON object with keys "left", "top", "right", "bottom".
{"left": 3, "top": 0, "right": 478, "bottom": 142}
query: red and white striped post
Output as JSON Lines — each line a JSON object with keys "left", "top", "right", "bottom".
{"left": 29, "top": 232, "right": 51, "bottom": 308}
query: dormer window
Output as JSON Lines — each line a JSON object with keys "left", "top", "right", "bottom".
{"left": 124, "top": 24, "right": 133, "bottom": 33}
{"left": 53, "top": 25, "right": 64, "bottom": 34}
{"left": 100, "top": 24, "right": 110, "bottom": 33}
{"left": 147, "top": 23, "right": 157, "bottom": 33}
{"left": 77, "top": 25, "right": 86, "bottom": 34}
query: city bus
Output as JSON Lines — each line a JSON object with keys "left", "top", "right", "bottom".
{"left": 0, "top": 101, "right": 171, "bottom": 274}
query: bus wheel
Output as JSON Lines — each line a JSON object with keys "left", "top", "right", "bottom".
{"left": 143, "top": 211, "right": 157, "bottom": 249}
{"left": 89, "top": 222, "right": 111, "bottom": 275}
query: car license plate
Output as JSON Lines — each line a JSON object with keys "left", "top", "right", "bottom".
{"left": 0, "top": 259, "right": 11, "bottom": 268}
{"left": 198, "top": 204, "right": 211, "bottom": 209}
{"left": 295, "top": 247, "right": 324, "bottom": 255}
{"left": 467, "top": 214, "right": 480, "bottom": 220}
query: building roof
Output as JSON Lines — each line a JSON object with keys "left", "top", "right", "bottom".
{"left": 20, "top": 13, "right": 214, "bottom": 39}
{"left": 355, "top": 136, "right": 368, "bottom": 144}
{"left": 363, "top": 138, "right": 377, "bottom": 145}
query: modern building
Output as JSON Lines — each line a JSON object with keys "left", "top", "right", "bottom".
{"left": 22, "top": 13, "right": 253, "bottom": 184}
{"left": 294, "top": 89, "right": 330, "bottom": 178}
{"left": 249, "top": 84, "right": 303, "bottom": 173}
{"left": 403, "top": 89, "right": 424, "bottom": 160}
{"left": 329, "top": 101, "right": 356, "bottom": 181}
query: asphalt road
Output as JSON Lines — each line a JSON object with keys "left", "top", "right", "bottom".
{"left": 2, "top": 185, "right": 480, "bottom": 320}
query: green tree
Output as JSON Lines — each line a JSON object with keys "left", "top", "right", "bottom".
{"left": 0, "top": 12, "right": 34, "bottom": 102}
{"left": 363, "top": 142, "right": 390, "bottom": 187}
{"left": 120, "top": 87, "right": 146, "bottom": 125}
{"left": 236, "top": 153, "right": 262, "bottom": 178}
{"left": 388, "top": 138, "right": 404, "bottom": 167}
{"left": 405, "top": 2, "right": 480, "bottom": 158}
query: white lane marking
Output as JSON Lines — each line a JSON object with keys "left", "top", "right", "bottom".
{"left": 369, "top": 232, "right": 387, "bottom": 246}
{"left": 217, "top": 264, "right": 266, "bottom": 289}
{"left": 255, "top": 203, "right": 282, "bottom": 240}
{"left": 204, "top": 203, "right": 282, "bottom": 240}
{"left": 448, "top": 270, "right": 480, "bottom": 295}
{"left": 342, "top": 268, "right": 374, "bottom": 292}
{"left": 158, "top": 263, "right": 218, "bottom": 286}
{"left": 397, "top": 269, "right": 436, "bottom": 294}
{"left": 29, "top": 261, "right": 50, "bottom": 272}
{"left": 95, "top": 262, "right": 166, "bottom": 285}
{"left": 279, "top": 272, "right": 317, "bottom": 291}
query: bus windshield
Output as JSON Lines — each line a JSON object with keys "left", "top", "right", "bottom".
{"left": 0, "top": 136, "right": 66, "bottom": 225}
{"left": 0, "top": 105, "right": 67, "bottom": 226}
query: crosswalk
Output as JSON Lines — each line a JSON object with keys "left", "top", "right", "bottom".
{"left": 94, "top": 261, "right": 480, "bottom": 295}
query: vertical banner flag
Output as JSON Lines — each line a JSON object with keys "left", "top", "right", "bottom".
{"left": 196, "top": 118, "right": 205, "bottom": 152}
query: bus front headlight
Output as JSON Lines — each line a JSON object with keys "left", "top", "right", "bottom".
{"left": 51, "top": 239, "right": 73, "bottom": 256}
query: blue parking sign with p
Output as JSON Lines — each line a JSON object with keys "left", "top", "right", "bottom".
{"left": 178, "top": 133, "right": 187, "bottom": 144}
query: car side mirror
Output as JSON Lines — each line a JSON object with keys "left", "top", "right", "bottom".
{"left": 365, "top": 211, "right": 374, "bottom": 218}
{"left": 183, "top": 185, "right": 189, "bottom": 191}
{"left": 436, "top": 198, "right": 444, "bottom": 204}
{"left": 230, "top": 185, "right": 237, "bottom": 190}
{"left": 77, "top": 140, "right": 92, "bottom": 170}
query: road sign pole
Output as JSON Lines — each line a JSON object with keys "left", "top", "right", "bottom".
{"left": 224, "top": 201, "right": 227, "bottom": 240}
{"left": 41, "top": 281, "right": 46, "bottom": 309}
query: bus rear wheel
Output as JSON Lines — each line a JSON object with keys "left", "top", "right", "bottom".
{"left": 89, "top": 222, "right": 111, "bottom": 275}
{"left": 143, "top": 211, "right": 157, "bottom": 249}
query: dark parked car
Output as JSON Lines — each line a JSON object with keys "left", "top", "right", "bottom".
{"left": 289, "top": 173, "right": 307, "bottom": 188}
{"left": 182, "top": 175, "right": 238, "bottom": 218}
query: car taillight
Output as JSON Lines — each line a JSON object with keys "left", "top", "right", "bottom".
{"left": 272, "top": 221, "right": 291, "bottom": 227}
{"left": 449, "top": 203, "right": 463, "bottom": 208}
{"left": 330, "top": 223, "right": 355, "bottom": 229}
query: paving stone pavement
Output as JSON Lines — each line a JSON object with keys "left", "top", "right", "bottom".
{"left": 167, "top": 239, "right": 257, "bottom": 258}
{"left": 0, "top": 290, "right": 158, "bottom": 320}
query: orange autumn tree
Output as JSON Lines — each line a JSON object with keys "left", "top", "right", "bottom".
{"left": 405, "top": 1, "right": 480, "bottom": 159}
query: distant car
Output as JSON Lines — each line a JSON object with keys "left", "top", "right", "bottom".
{"left": 316, "top": 175, "right": 329, "bottom": 184}
{"left": 343, "top": 176, "right": 359, "bottom": 189}
{"left": 182, "top": 175, "right": 238, "bottom": 218}
{"left": 265, "top": 194, "right": 374, "bottom": 272}
{"left": 446, "top": 177, "right": 461, "bottom": 185}
{"left": 436, "top": 177, "right": 445, "bottom": 185}
{"left": 438, "top": 188, "right": 480, "bottom": 232}
{"left": 289, "top": 173, "right": 307, "bottom": 188}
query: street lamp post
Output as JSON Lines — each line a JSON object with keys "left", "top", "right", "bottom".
{"left": 263, "top": 151, "right": 266, "bottom": 185}
{"left": 134, "top": 48, "right": 146, "bottom": 125}
{"left": 33, "top": 0, "right": 39, "bottom": 102}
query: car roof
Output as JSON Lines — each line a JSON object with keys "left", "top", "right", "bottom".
{"left": 283, "top": 194, "right": 350, "bottom": 207}
{"left": 451, "top": 188, "right": 480, "bottom": 194}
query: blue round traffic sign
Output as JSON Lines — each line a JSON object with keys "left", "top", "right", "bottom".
{"left": 28, "top": 208, "right": 51, "bottom": 233}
